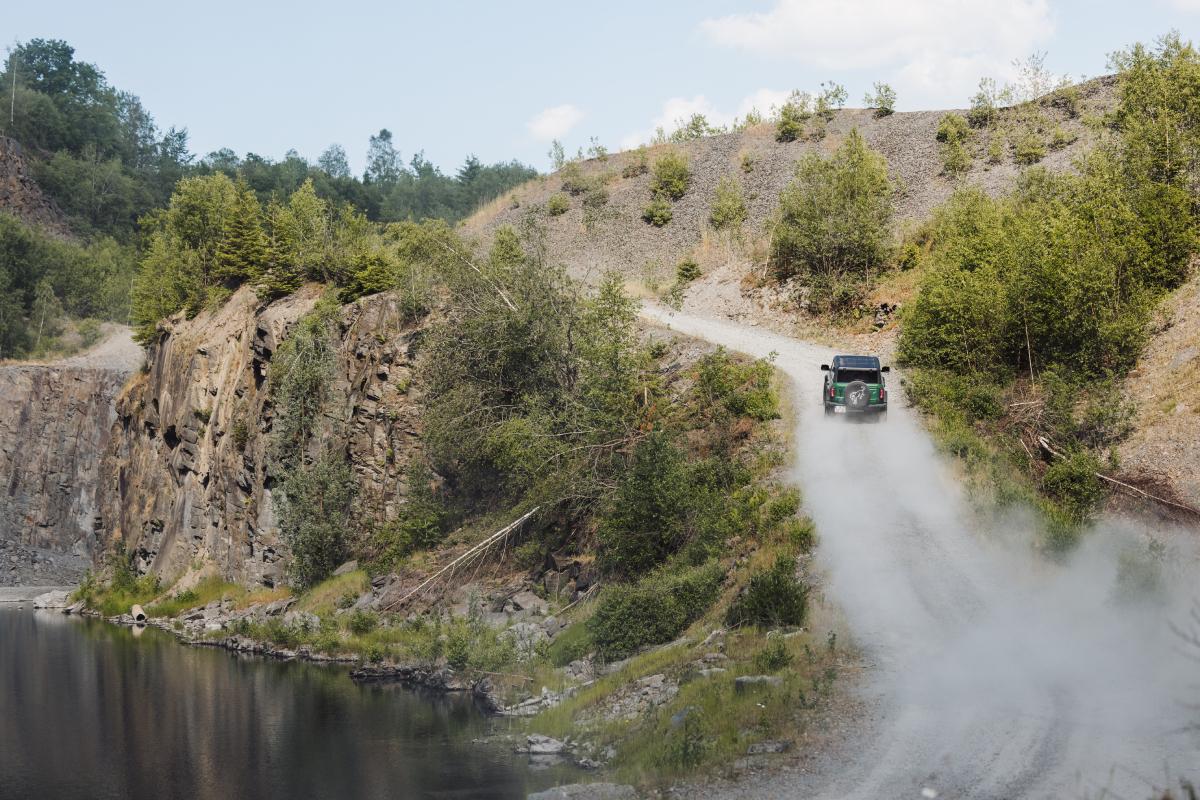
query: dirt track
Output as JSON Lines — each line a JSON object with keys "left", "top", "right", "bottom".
{"left": 643, "top": 303, "right": 1199, "bottom": 800}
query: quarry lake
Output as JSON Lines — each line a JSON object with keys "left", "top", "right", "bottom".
{"left": 0, "top": 608, "right": 573, "bottom": 800}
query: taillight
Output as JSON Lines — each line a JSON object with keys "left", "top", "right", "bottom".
{"left": 879, "top": 386, "right": 886, "bottom": 402}
{"left": 828, "top": 385, "right": 835, "bottom": 399}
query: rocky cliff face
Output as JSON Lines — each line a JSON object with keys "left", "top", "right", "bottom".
{"left": 0, "top": 362, "right": 131, "bottom": 557}
{"left": 98, "top": 286, "right": 424, "bottom": 587}
{"left": 0, "top": 135, "right": 69, "bottom": 235}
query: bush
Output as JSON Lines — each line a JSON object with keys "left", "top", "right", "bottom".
{"left": 278, "top": 451, "right": 357, "bottom": 589}
{"left": 942, "top": 141, "right": 972, "bottom": 176}
{"left": 769, "top": 129, "right": 894, "bottom": 281}
{"left": 726, "top": 555, "right": 807, "bottom": 629}
{"left": 347, "top": 610, "right": 379, "bottom": 636}
{"left": 588, "top": 563, "right": 723, "bottom": 661}
{"left": 709, "top": 176, "right": 747, "bottom": 231}
{"left": 753, "top": 639, "right": 794, "bottom": 672}
{"left": 986, "top": 135, "right": 1005, "bottom": 164}
{"left": 599, "top": 432, "right": 690, "bottom": 576}
{"left": 864, "top": 82, "right": 897, "bottom": 116}
{"left": 1013, "top": 131, "right": 1046, "bottom": 164}
{"left": 897, "top": 242, "right": 921, "bottom": 271}
{"left": 676, "top": 257, "right": 701, "bottom": 283}
{"left": 622, "top": 148, "right": 649, "bottom": 178}
{"left": 1042, "top": 451, "right": 1106, "bottom": 521}
{"left": 643, "top": 197, "right": 673, "bottom": 227}
{"left": 546, "top": 193, "right": 569, "bottom": 216}
{"left": 650, "top": 152, "right": 691, "bottom": 201}
{"left": 937, "top": 113, "right": 970, "bottom": 144}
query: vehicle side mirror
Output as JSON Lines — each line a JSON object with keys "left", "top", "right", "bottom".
{"left": 881, "top": 366, "right": 890, "bottom": 373}
{"left": 820, "top": 364, "right": 829, "bottom": 371}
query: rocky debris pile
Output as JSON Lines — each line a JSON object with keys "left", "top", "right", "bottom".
{"left": 31, "top": 589, "right": 71, "bottom": 608}
{"left": 595, "top": 673, "right": 679, "bottom": 722}
{"left": 0, "top": 540, "right": 89, "bottom": 587}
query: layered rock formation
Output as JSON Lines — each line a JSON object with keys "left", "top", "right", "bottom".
{"left": 0, "top": 361, "right": 133, "bottom": 556}
{"left": 97, "top": 286, "right": 424, "bottom": 587}
{"left": 0, "top": 135, "right": 69, "bottom": 235}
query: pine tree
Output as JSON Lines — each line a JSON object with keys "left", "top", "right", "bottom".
{"left": 214, "top": 180, "right": 268, "bottom": 286}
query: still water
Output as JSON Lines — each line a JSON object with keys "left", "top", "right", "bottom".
{"left": 0, "top": 608, "right": 573, "bottom": 800}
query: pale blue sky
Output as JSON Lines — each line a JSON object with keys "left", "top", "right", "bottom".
{"left": 6, "top": 1, "right": 1198, "bottom": 173}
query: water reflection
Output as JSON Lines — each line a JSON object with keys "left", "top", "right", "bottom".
{"left": 0, "top": 609, "right": 570, "bottom": 800}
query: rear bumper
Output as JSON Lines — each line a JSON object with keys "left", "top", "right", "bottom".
{"left": 825, "top": 402, "right": 887, "bottom": 414}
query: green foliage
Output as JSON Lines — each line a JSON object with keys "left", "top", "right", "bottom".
{"left": 769, "top": 129, "right": 895, "bottom": 281}
{"left": 676, "top": 257, "right": 701, "bottom": 283}
{"left": 347, "top": 610, "right": 379, "bottom": 636}
{"left": 268, "top": 296, "right": 341, "bottom": 474}
{"left": 937, "top": 114, "right": 970, "bottom": 144}
{"left": 816, "top": 82, "right": 848, "bottom": 118}
{"left": 0, "top": 213, "right": 136, "bottom": 359}
{"left": 696, "top": 348, "right": 779, "bottom": 422}
{"left": 967, "top": 77, "right": 1002, "bottom": 128}
{"left": 776, "top": 91, "right": 811, "bottom": 142}
{"left": 622, "top": 148, "right": 649, "bottom": 178}
{"left": 709, "top": 176, "right": 747, "bottom": 232}
{"left": 899, "top": 154, "right": 1185, "bottom": 380}
{"left": 650, "top": 152, "right": 691, "bottom": 201}
{"left": 547, "top": 622, "right": 594, "bottom": 666}
{"left": 1042, "top": 450, "right": 1106, "bottom": 522}
{"left": 864, "top": 82, "right": 897, "bottom": 116}
{"left": 942, "top": 141, "right": 972, "bottom": 176}
{"left": 753, "top": 639, "right": 794, "bottom": 672}
{"left": 278, "top": 450, "right": 357, "bottom": 589}
{"left": 371, "top": 463, "right": 446, "bottom": 566}
{"left": 588, "top": 562, "right": 723, "bottom": 661}
{"left": 1013, "top": 131, "right": 1047, "bottom": 164}
{"left": 642, "top": 198, "right": 673, "bottom": 227}
{"left": 726, "top": 555, "right": 807, "bottom": 629}
{"left": 546, "top": 193, "right": 569, "bottom": 216}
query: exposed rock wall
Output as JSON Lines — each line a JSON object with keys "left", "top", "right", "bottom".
{"left": 0, "top": 135, "right": 69, "bottom": 235}
{"left": 0, "top": 364, "right": 130, "bottom": 555}
{"left": 98, "top": 286, "right": 424, "bottom": 587}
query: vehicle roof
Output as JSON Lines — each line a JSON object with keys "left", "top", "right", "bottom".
{"left": 832, "top": 355, "right": 881, "bottom": 369}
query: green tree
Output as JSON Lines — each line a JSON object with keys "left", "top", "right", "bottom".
{"left": 214, "top": 180, "right": 268, "bottom": 285}
{"left": 770, "top": 129, "right": 895, "bottom": 280}
{"left": 709, "top": 176, "right": 748, "bottom": 231}
{"left": 864, "top": 82, "right": 897, "bottom": 116}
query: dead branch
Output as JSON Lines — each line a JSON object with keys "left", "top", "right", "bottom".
{"left": 1036, "top": 436, "right": 1200, "bottom": 517}
{"left": 383, "top": 507, "right": 539, "bottom": 611}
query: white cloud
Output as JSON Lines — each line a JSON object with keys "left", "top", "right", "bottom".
{"left": 1166, "top": 0, "right": 1200, "bottom": 9}
{"left": 526, "top": 104, "right": 584, "bottom": 141}
{"left": 618, "top": 88, "right": 789, "bottom": 150}
{"left": 700, "top": 0, "right": 1054, "bottom": 107}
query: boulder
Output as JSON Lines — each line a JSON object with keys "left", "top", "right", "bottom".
{"left": 526, "top": 734, "right": 568, "bottom": 755}
{"left": 332, "top": 559, "right": 359, "bottom": 577}
{"left": 32, "top": 589, "right": 70, "bottom": 609}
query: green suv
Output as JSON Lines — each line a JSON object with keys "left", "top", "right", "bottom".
{"left": 821, "top": 355, "right": 890, "bottom": 418}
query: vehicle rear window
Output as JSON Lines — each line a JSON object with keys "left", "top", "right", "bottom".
{"left": 836, "top": 368, "right": 879, "bottom": 383}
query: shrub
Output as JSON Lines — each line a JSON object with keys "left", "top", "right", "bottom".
{"left": 546, "top": 193, "right": 569, "bottom": 216}
{"left": 622, "top": 148, "right": 649, "bottom": 178}
{"left": 740, "top": 153, "right": 755, "bottom": 173}
{"left": 967, "top": 77, "right": 1001, "bottom": 128}
{"left": 769, "top": 129, "right": 894, "bottom": 281}
{"left": 986, "top": 135, "right": 1005, "bottom": 164}
{"left": 1042, "top": 451, "right": 1106, "bottom": 521}
{"left": 942, "top": 141, "right": 972, "bottom": 176}
{"left": 726, "top": 555, "right": 807, "bottom": 629}
{"left": 643, "top": 198, "right": 673, "bottom": 227}
{"left": 753, "top": 639, "right": 794, "bottom": 672}
{"left": 709, "top": 176, "right": 747, "bottom": 231}
{"left": 816, "top": 81, "right": 847, "bottom": 119}
{"left": 230, "top": 417, "right": 250, "bottom": 451}
{"left": 864, "top": 82, "right": 897, "bottom": 116}
{"left": 897, "top": 242, "right": 921, "bottom": 271}
{"left": 650, "top": 152, "right": 691, "bottom": 201}
{"left": 676, "top": 257, "right": 702, "bottom": 283}
{"left": 599, "top": 432, "right": 690, "bottom": 576}
{"left": 1013, "top": 131, "right": 1046, "bottom": 164}
{"left": 278, "top": 450, "right": 356, "bottom": 589}
{"left": 936, "top": 113, "right": 970, "bottom": 144}
{"left": 347, "top": 610, "right": 379, "bottom": 636}
{"left": 776, "top": 90, "right": 811, "bottom": 142}
{"left": 1049, "top": 127, "right": 1076, "bottom": 150}
{"left": 588, "top": 562, "right": 723, "bottom": 661}
{"left": 559, "top": 163, "right": 590, "bottom": 196}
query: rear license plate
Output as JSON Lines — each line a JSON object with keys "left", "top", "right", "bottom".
{"left": 833, "top": 406, "right": 846, "bottom": 414}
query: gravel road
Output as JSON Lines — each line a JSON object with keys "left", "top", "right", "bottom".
{"left": 643, "top": 303, "right": 1199, "bottom": 800}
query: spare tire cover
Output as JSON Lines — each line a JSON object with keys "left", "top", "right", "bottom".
{"left": 845, "top": 380, "right": 869, "bottom": 410}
